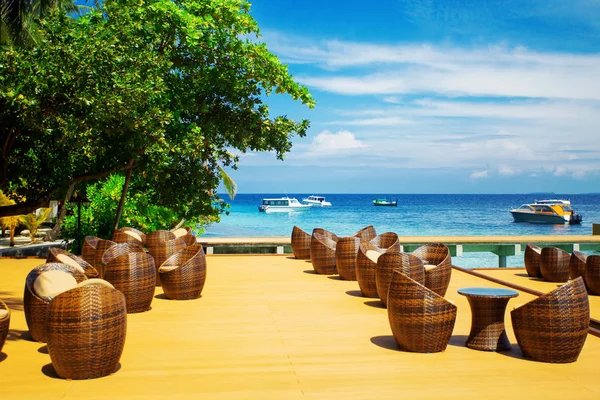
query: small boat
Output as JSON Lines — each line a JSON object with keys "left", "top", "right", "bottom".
{"left": 373, "top": 199, "right": 397, "bottom": 207}
{"left": 258, "top": 197, "right": 311, "bottom": 213}
{"left": 302, "top": 195, "right": 332, "bottom": 207}
{"left": 510, "top": 199, "right": 582, "bottom": 224}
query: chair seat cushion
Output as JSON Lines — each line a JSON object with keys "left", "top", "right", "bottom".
{"left": 159, "top": 265, "right": 179, "bottom": 273}
{"left": 424, "top": 264, "right": 437, "bottom": 271}
{"left": 76, "top": 279, "right": 115, "bottom": 289}
{"left": 0, "top": 309, "right": 8, "bottom": 319}
{"left": 172, "top": 228, "right": 188, "bottom": 238}
{"left": 124, "top": 230, "right": 143, "bottom": 242}
{"left": 33, "top": 270, "right": 78, "bottom": 301}
{"left": 56, "top": 254, "right": 86, "bottom": 273}
{"left": 365, "top": 250, "right": 382, "bottom": 263}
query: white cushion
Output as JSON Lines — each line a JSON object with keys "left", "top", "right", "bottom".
{"left": 56, "top": 253, "right": 86, "bottom": 273}
{"left": 76, "top": 279, "right": 115, "bottom": 289}
{"left": 365, "top": 250, "right": 382, "bottom": 263}
{"left": 172, "top": 228, "right": 188, "bottom": 238}
{"left": 124, "top": 230, "right": 142, "bottom": 242}
{"left": 424, "top": 264, "right": 437, "bottom": 271}
{"left": 0, "top": 309, "right": 8, "bottom": 319}
{"left": 33, "top": 270, "right": 78, "bottom": 302}
{"left": 159, "top": 265, "right": 179, "bottom": 273}
{"left": 533, "top": 247, "right": 541, "bottom": 254}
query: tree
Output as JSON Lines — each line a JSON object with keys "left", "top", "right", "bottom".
{"left": 0, "top": 0, "right": 314, "bottom": 223}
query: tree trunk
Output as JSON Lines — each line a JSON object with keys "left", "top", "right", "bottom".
{"left": 44, "top": 182, "right": 76, "bottom": 241}
{"left": 9, "top": 226, "right": 14, "bottom": 247}
{"left": 111, "top": 162, "right": 134, "bottom": 237}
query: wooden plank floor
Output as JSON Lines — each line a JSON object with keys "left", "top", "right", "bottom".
{"left": 1, "top": 256, "right": 600, "bottom": 399}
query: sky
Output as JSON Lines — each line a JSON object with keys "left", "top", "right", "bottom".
{"left": 222, "top": 0, "right": 600, "bottom": 194}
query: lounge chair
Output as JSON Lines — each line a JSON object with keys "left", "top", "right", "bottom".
{"left": 412, "top": 243, "right": 452, "bottom": 296}
{"left": 310, "top": 230, "right": 339, "bottom": 275}
{"left": 539, "top": 246, "right": 570, "bottom": 282}
{"left": 524, "top": 243, "right": 542, "bottom": 278}
{"left": 159, "top": 244, "right": 207, "bottom": 300}
{"left": 356, "top": 232, "right": 400, "bottom": 298}
{"left": 46, "top": 248, "right": 98, "bottom": 278}
{"left": 376, "top": 252, "right": 424, "bottom": 307}
{"left": 291, "top": 226, "right": 311, "bottom": 259}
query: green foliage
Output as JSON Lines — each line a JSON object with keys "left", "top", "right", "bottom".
{"left": 62, "top": 175, "right": 210, "bottom": 244}
{"left": 20, "top": 207, "right": 51, "bottom": 241}
{"left": 0, "top": 0, "right": 314, "bottom": 221}
{"left": 0, "top": 190, "right": 21, "bottom": 246}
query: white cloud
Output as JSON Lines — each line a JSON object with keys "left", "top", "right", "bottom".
{"left": 309, "top": 130, "right": 367, "bottom": 154}
{"left": 470, "top": 170, "right": 489, "bottom": 179}
{"left": 326, "top": 116, "right": 413, "bottom": 126}
{"left": 572, "top": 170, "right": 587, "bottom": 179}
{"left": 553, "top": 166, "right": 568, "bottom": 176}
{"left": 382, "top": 96, "right": 402, "bottom": 104}
{"left": 498, "top": 166, "right": 521, "bottom": 176}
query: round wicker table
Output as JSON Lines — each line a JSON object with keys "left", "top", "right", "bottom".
{"left": 458, "top": 287, "right": 519, "bottom": 351}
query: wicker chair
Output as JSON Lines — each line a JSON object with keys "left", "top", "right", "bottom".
{"left": 356, "top": 233, "right": 401, "bottom": 298}
{"left": 103, "top": 252, "right": 156, "bottom": 312}
{"left": 352, "top": 225, "right": 376, "bottom": 242}
{"left": 112, "top": 227, "right": 146, "bottom": 246}
{"left": 412, "top": 243, "right": 452, "bottom": 296}
{"left": 0, "top": 299, "right": 9, "bottom": 353}
{"left": 570, "top": 251, "right": 588, "bottom": 282}
{"left": 387, "top": 270, "right": 457, "bottom": 353}
{"left": 101, "top": 242, "right": 145, "bottom": 266}
{"left": 93, "top": 239, "right": 117, "bottom": 279}
{"left": 172, "top": 226, "right": 197, "bottom": 246}
{"left": 524, "top": 243, "right": 542, "bottom": 278}
{"left": 511, "top": 277, "right": 589, "bottom": 363}
{"left": 24, "top": 263, "right": 88, "bottom": 343}
{"left": 159, "top": 244, "right": 207, "bottom": 300}
{"left": 46, "top": 248, "right": 98, "bottom": 278}
{"left": 540, "top": 246, "right": 570, "bottom": 282}
{"left": 310, "top": 231, "right": 339, "bottom": 275}
{"left": 335, "top": 237, "right": 360, "bottom": 280}
{"left": 46, "top": 281, "right": 127, "bottom": 379}
{"left": 146, "top": 233, "right": 187, "bottom": 286}
{"left": 585, "top": 255, "right": 600, "bottom": 296}
{"left": 291, "top": 226, "right": 312, "bottom": 259}
{"left": 81, "top": 236, "right": 100, "bottom": 265}
{"left": 376, "top": 252, "right": 424, "bottom": 307}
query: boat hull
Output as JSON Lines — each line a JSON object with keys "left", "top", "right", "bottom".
{"left": 259, "top": 205, "right": 310, "bottom": 213}
{"left": 303, "top": 201, "right": 332, "bottom": 207}
{"left": 510, "top": 211, "right": 567, "bottom": 224}
{"left": 373, "top": 202, "right": 397, "bottom": 207}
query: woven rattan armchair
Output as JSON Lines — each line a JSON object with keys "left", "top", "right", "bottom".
{"left": 291, "top": 226, "right": 312, "bottom": 259}
{"left": 159, "top": 244, "right": 207, "bottom": 300}
{"left": 24, "top": 263, "right": 88, "bottom": 342}
{"left": 0, "top": 299, "right": 9, "bottom": 353}
{"left": 81, "top": 236, "right": 100, "bottom": 265}
{"left": 585, "top": 255, "right": 600, "bottom": 295}
{"left": 412, "top": 243, "right": 452, "bottom": 296}
{"left": 112, "top": 227, "right": 146, "bottom": 246}
{"left": 46, "top": 248, "right": 98, "bottom": 278}
{"left": 103, "top": 252, "right": 156, "bottom": 313}
{"left": 101, "top": 243, "right": 145, "bottom": 266}
{"left": 93, "top": 239, "right": 117, "bottom": 279}
{"left": 352, "top": 225, "right": 376, "bottom": 242}
{"left": 511, "top": 277, "right": 589, "bottom": 363}
{"left": 356, "top": 232, "right": 400, "bottom": 298}
{"left": 46, "top": 281, "right": 127, "bottom": 379}
{"left": 146, "top": 232, "right": 187, "bottom": 286}
{"left": 540, "top": 246, "right": 570, "bottom": 282}
{"left": 524, "top": 243, "right": 542, "bottom": 278}
{"left": 570, "top": 251, "right": 588, "bottom": 282}
{"left": 388, "top": 270, "right": 457, "bottom": 353}
{"left": 172, "top": 226, "right": 197, "bottom": 246}
{"left": 335, "top": 237, "right": 360, "bottom": 280}
{"left": 376, "top": 252, "right": 424, "bottom": 307}
{"left": 310, "top": 230, "right": 339, "bottom": 275}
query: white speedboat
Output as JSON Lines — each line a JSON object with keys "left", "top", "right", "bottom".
{"left": 302, "top": 195, "right": 332, "bottom": 207}
{"left": 258, "top": 197, "right": 311, "bottom": 213}
{"left": 510, "top": 199, "right": 582, "bottom": 224}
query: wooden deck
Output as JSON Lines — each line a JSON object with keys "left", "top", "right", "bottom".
{"left": 1, "top": 256, "right": 600, "bottom": 399}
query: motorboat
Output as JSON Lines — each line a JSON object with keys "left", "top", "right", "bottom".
{"left": 302, "top": 195, "right": 332, "bottom": 207}
{"left": 510, "top": 199, "right": 582, "bottom": 224}
{"left": 373, "top": 199, "right": 397, "bottom": 207}
{"left": 258, "top": 197, "right": 311, "bottom": 213}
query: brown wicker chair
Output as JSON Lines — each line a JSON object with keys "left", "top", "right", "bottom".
{"left": 81, "top": 235, "right": 100, "bottom": 264}
{"left": 0, "top": 299, "right": 9, "bottom": 353}
{"left": 585, "top": 255, "right": 600, "bottom": 296}
{"left": 46, "top": 248, "right": 98, "bottom": 278}
{"left": 356, "top": 233, "right": 401, "bottom": 298}
{"left": 570, "top": 251, "right": 588, "bottom": 282}
{"left": 172, "top": 226, "right": 197, "bottom": 246}
{"left": 387, "top": 270, "right": 457, "bottom": 353}
{"left": 23, "top": 263, "right": 88, "bottom": 343}
{"left": 46, "top": 281, "right": 127, "bottom": 379}
{"left": 112, "top": 227, "right": 146, "bottom": 246}
{"left": 93, "top": 239, "right": 118, "bottom": 279}
{"left": 540, "top": 246, "right": 570, "bottom": 282}
{"left": 103, "top": 252, "right": 156, "bottom": 313}
{"left": 291, "top": 226, "right": 312, "bottom": 260}
{"left": 101, "top": 242, "right": 145, "bottom": 266}
{"left": 511, "top": 277, "right": 589, "bottom": 363}
{"left": 352, "top": 225, "right": 376, "bottom": 242}
{"left": 335, "top": 237, "right": 360, "bottom": 280}
{"left": 524, "top": 243, "right": 542, "bottom": 278}
{"left": 159, "top": 244, "right": 207, "bottom": 300}
{"left": 310, "top": 231, "right": 339, "bottom": 275}
{"left": 146, "top": 233, "right": 187, "bottom": 286}
{"left": 376, "top": 252, "right": 424, "bottom": 307}
{"left": 412, "top": 243, "right": 452, "bottom": 296}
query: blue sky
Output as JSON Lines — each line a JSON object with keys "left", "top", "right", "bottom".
{"left": 234, "top": 1, "right": 600, "bottom": 193}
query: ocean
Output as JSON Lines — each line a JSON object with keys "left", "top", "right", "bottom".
{"left": 202, "top": 193, "right": 600, "bottom": 268}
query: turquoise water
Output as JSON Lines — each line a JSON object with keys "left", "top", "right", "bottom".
{"left": 203, "top": 193, "right": 600, "bottom": 268}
